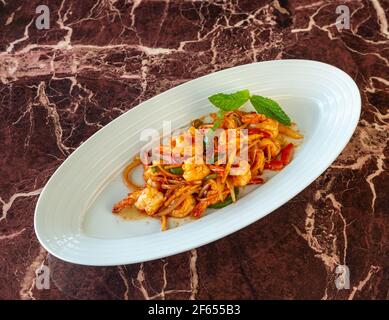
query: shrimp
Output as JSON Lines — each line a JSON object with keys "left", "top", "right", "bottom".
{"left": 255, "top": 118, "right": 279, "bottom": 138}
{"left": 172, "top": 129, "right": 200, "bottom": 159}
{"left": 171, "top": 134, "right": 186, "bottom": 156}
{"left": 170, "top": 195, "right": 195, "bottom": 218}
{"left": 143, "top": 166, "right": 160, "bottom": 188}
{"left": 182, "top": 156, "right": 211, "bottom": 181}
{"left": 231, "top": 159, "right": 252, "bottom": 187}
{"left": 192, "top": 201, "right": 208, "bottom": 217}
{"left": 241, "top": 113, "right": 267, "bottom": 124}
{"left": 134, "top": 186, "right": 164, "bottom": 215}
{"left": 112, "top": 191, "right": 141, "bottom": 213}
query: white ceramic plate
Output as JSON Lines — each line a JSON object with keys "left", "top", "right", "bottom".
{"left": 34, "top": 60, "right": 360, "bottom": 266}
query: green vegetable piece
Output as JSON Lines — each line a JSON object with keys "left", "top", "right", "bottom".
{"left": 211, "top": 110, "right": 225, "bottom": 131}
{"left": 208, "top": 90, "right": 250, "bottom": 111}
{"left": 250, "top": 95, "right": 291, "bottom": 126}
{"left": 168, "top": 167, "right": 184, "bottom": 175}
{"left": 208, "top": 197, "right": 233, "bottom": 209}
{"left": 207, "top": 188, "right": 239, "bottom": 209}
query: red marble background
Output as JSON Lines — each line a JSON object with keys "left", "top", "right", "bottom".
{"left": 0, "top": 0, "right": 388, "bottom": 300}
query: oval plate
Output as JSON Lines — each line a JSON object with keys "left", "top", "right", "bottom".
{"left": 34, "top": 60, "right": 360, "bottom": 266}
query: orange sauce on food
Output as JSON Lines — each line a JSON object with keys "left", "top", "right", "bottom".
{"left": 117, "top": 206, "right": 195, "bottom": 230}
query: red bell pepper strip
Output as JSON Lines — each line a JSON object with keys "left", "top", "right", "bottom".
{"left": 281, "top": 143, "right": 294, "bottom": 165}
{"left": 249, "top": 177, "right": 264, "bottom": 184}
{"left": 265, "top": 160, "right": 284, "bottom": 171}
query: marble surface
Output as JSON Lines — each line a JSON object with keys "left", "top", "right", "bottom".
{"left": 0, "top": 0, "right": 388, "bottom": 300}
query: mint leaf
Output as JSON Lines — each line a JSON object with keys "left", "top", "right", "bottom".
{"left": 250, "top": 95, "right": 291, "bottom": 126}
{"left": 208, "top": 90, "right": 250, "bottom": 111}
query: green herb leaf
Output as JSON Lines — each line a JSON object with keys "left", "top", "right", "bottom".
{"left": 208, "top": 90, "right": 250, "bottom": 111}
{"left": 250, "top": 95, "right": 291, "bottom": 126}
{"left": 211, "top": 110, "right": 225, "bottom": 131}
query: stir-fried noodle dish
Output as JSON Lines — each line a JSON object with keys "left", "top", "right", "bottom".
{"left": 112, "top": 90, "right": 303, "bottom": 230}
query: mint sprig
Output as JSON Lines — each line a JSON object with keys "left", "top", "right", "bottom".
{"left": 208, "top": 90, "right": 292, "bottom": 126}
{"left": 249, "top": 95, "right": 291, "bottom": 126}
{"left": 208, "top": 89, "right": 250, "bottom": 111}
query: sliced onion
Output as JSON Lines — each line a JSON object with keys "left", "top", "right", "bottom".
{"left": 156, "top": 195, "right": 187, "bottom": 216}
{"left": 123, "top": 158, "right": 143, "bottom": 190}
